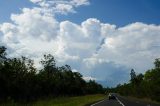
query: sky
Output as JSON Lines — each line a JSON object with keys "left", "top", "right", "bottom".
{"left": 0, "top": 0, "right": 160, "bottom": 87}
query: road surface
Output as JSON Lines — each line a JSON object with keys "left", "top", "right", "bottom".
{"left": 91, "top": 95, "right": 160, "bottom": 106}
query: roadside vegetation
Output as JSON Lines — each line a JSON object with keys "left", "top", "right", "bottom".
{"left": 0, "top": 94, "right": 105, "bottom": 106}
{"left": 107, "top": 58, "right": 160, "bottom": 102}
{"left": 1, "top": 45, "right": 160, "bottom": 104}
{"left": 0, "top": 46, "right": 105, "bottom": 104}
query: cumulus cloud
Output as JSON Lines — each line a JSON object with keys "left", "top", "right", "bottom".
{"left": 71, "top": 0, "right": 90, "bottom": 6}
{"left": 30, "top": 0, "right": 42, "bottom": 3}
{"left": 11, "top": 8, "right": 59, "bottom": 41}
{"left": 29, "top": 0, "right": 90, "bottom": 15}
{"left": 83, "top": 76, "right": 97, "bottom": 81}
{"left": 0, "top": 0, "right": 160, "bottom": 86}
{"left": 55, "top": 3, "right": 75, "bottom": 14}
{"left": 96, "top": 22, "right": 160, "bottom": 72}
{"left": 90, "top": 61, "right": 129, "bottom": 87}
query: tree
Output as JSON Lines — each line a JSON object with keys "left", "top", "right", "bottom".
{"left": 0, "top": 46, "right": 105, "bottom": 102}
{"left": 40, "top": 54, "right": 56, "bottom": 72}
{"left": 136, "top": 73, "right": 144, "bottom": 85}
{"left": 130, "top": 69, "right": 136, "bottom": 84}
{"left": 0, "top": 46, "right": 6, "bottom": 59}
{"left": 154, "top": 58, "right": 160, "bottom": 69}
{"left": 115, "top": 59, "right": 160, "bottom": 102}
{"left": 86, "top": 80, "right": 103, "bottom": 94}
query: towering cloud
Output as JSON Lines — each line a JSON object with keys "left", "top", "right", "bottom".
{"left": 0, "top": 0, "right": 160, "bottom": 86}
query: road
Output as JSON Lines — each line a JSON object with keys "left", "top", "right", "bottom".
{"left": 91, "top": 96, "right": 160, "bottom": 106}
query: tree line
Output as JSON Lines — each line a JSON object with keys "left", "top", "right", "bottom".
{"left": 109, "top": 58, "right": 160, "bottom": 102}
{"left": 0, "top": 46, "right": 104, "bottom": 102}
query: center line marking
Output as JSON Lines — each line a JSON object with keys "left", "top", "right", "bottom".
{"left": 116, "top": 97, "right": 125, "bottom": 106}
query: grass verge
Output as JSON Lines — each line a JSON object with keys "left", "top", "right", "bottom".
{"left": 125, "top": 96, "right": 160, "bottom": 105}
{"left": 0, "top": 94, "right": 106, "bottom": 106}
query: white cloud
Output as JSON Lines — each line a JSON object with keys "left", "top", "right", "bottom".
{"left": 95, "top": 22, "right": 160, "bottom": 72}
{"left": 83, "top": 57, "right": 107, "bottom": 69}
{"left": 0, "top": 23, "right": 18, "bottom": 43}
{"left": 83, "top": 76, "right": 97, "bottom": 81}
{"left": 11, "top": 8, "right": 59, "bottom": 41}
{"left": 30, "top": 0, "right": 42, "bottom": 3}
{"left": 71, "top": 0, "right": 90, "bottom": 6}
{"left": 72, "top": 69, "right": 78, "bottom": 72}
{"left": 0, "top": 0, "right": 160, "bottom": 86}
{"left": 55, "top": 4, "right": 75, "bottom": 14}
{"left": 29, "top": 0, "right": 90, "bottom": 15}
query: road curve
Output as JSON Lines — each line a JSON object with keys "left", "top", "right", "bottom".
{"left": 91, "top": 96, "right": 160, "bottom": 106}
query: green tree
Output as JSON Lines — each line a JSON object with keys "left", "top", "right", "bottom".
{"left": 0, "top": 46, "right": 6, "bottom": 59}
{"left": 0, "top": 46, "right": 105, "bottom": 102}
{"left": 130, "top": 69, "right": 136, "bottom": 81}
{"left": 154, "top": 58, "right": 160, "bottom": 69}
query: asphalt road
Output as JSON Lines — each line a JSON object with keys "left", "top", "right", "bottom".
{"left": 91, "top": 96, "right": 160, "bottom": 106}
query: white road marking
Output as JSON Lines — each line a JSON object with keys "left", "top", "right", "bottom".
{"left": 116, "top": 97, "right": 125, "bottom": 106}
{"left": 90, "top": 99, "right": 107, "bottom": 106}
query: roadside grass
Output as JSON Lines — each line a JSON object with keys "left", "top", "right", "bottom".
{"left": 125, "top": 96, "right": 160, "bottom": 105}
{"left": 0, "top": 94, "right": 106, "bottom": 106}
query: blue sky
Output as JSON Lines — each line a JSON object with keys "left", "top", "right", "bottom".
{"left": 57, "top": 0, "right": 160, "bottom": 26}
{"left": 0, "top": 0, "right": 32, "bottom": 23}
{"left": 1, "top": 0, "right": 160, "bottom": 26}
{"left": 0, "top": 0, "right": 160, "bottom": 87}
